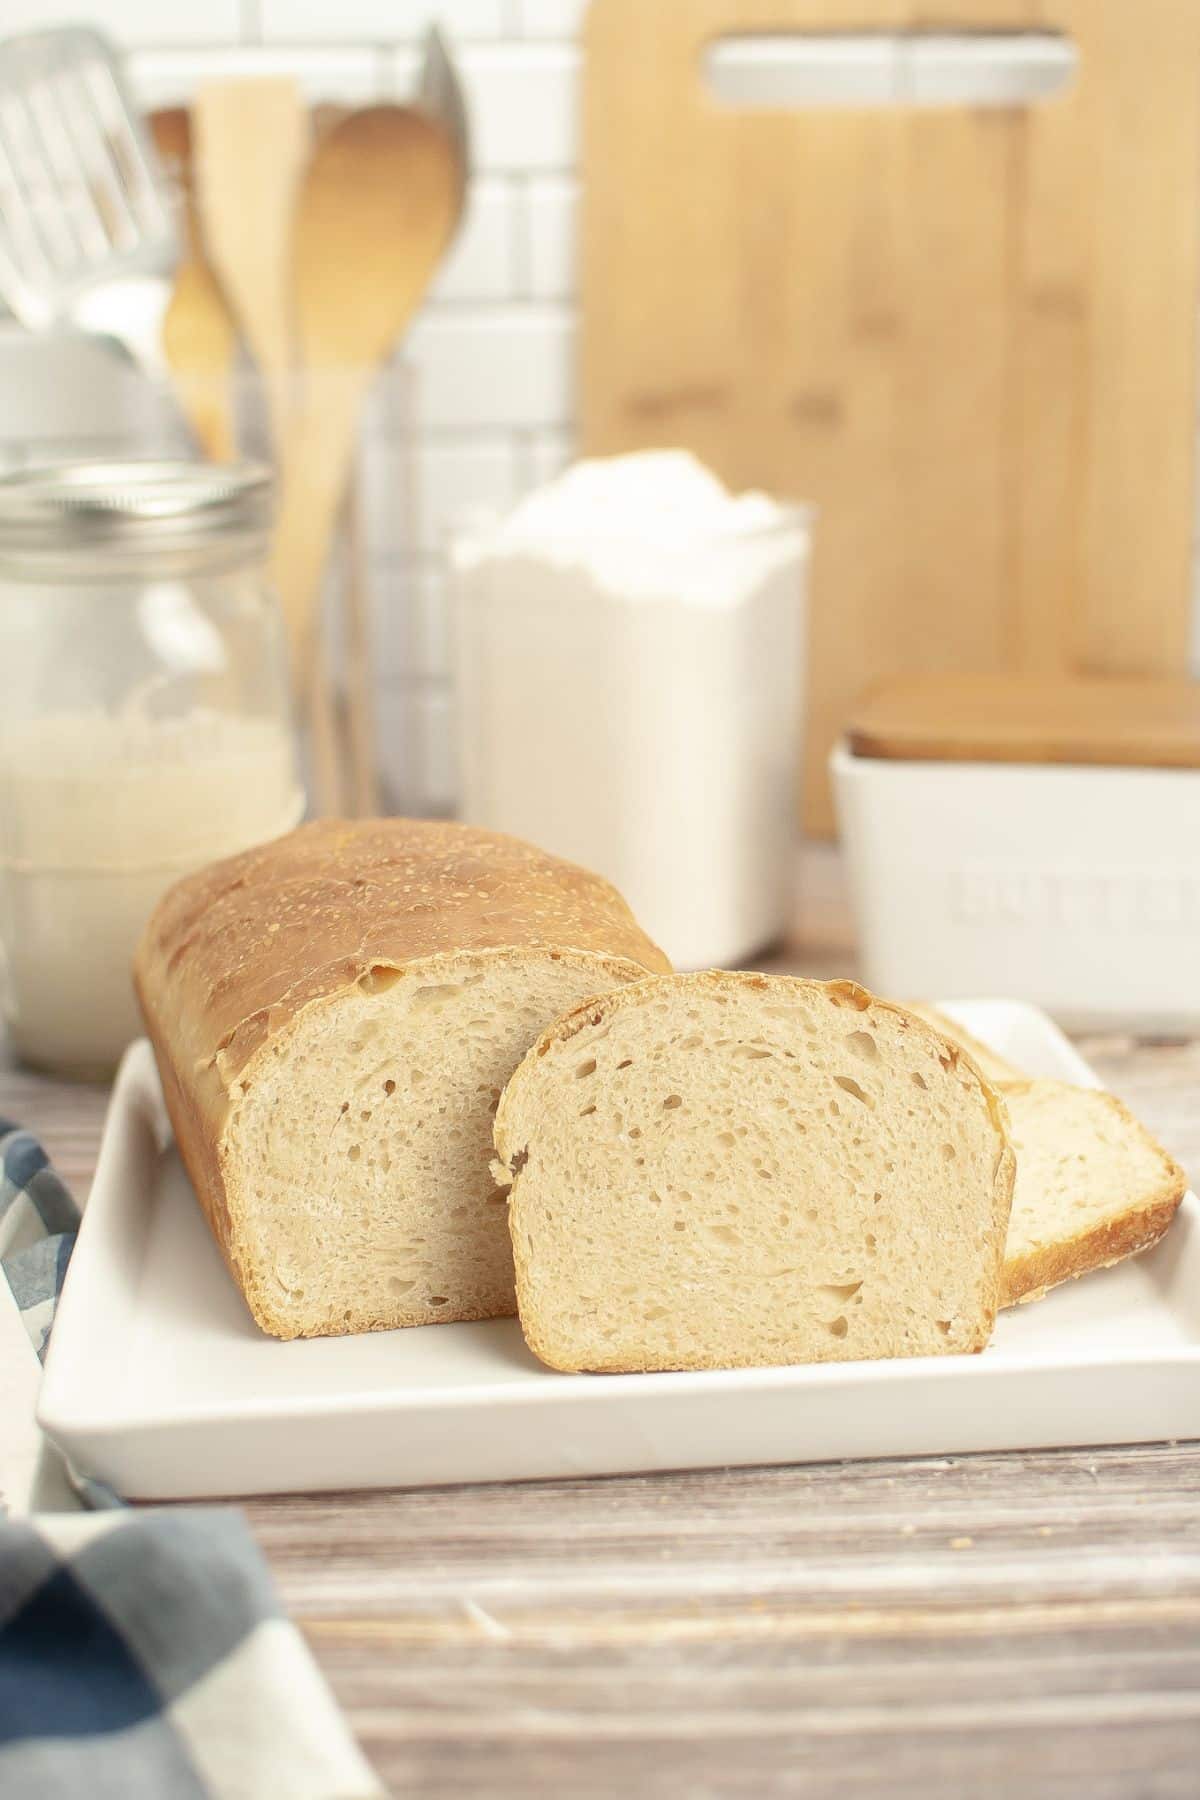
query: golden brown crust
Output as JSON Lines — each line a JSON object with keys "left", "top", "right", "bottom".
{"left": 134, "top": 818, "right": 670, "bottom": 1315}
{"left": 1001, "top": 1194, "right": 1183, "bottom": 1307}
{"left": 497, "top": 970, "right": 1016, "bottom": 1369}
{"left": 999, "top": 1083, "right": 1187, "bottom": 1307}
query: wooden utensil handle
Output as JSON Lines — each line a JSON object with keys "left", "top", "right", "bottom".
{"left": 269, "top": 370, "right": 371, "bottom": 688}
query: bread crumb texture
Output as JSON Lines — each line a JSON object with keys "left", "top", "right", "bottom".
{"left": 496, "top": 972, "right": 1015, "bottom": 1373}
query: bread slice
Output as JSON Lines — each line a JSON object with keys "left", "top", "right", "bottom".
{"left": 909, "top": 1007, "right": 1187, "bottom": 1303}
{"left": 1000, "top": 1080, "right": 1187, "bottom": 1305}
{"left": 494, "top": 972, "right": 1014, "bottom": 1373}
{"left": 903, "top": 1003, "right": 1026, "bottom": 1085}
{"left": 135, "top": 819, "right": 669, "bottom": 1339}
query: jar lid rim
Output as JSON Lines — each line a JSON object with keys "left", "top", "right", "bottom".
{"left": 0, "top": 459, "right": 274, "bottom": 555}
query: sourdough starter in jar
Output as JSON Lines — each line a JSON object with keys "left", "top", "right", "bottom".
{"left": 0, "top": 461, "right": 303, "bottom": 1077}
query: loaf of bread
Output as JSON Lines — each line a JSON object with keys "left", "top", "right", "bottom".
{"left": 909, "top": 1005, "right": 1186, "bottom": 1304}
{"left": 493, "top": 972, "right": 1015, "bottom": 1373}
{"left": 135, "top": 819, "right": 670, "bottom": 1339}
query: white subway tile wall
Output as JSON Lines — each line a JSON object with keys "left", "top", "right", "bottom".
{"left": 0, "top": 0, "right": 242, "bottom": 46}
{"left": 258, "top": 1, "right": 509, "bottom": 43}
{"left": 525, "top": 175, "right": 577, "bottom": 300}
{"left": 0, "top": 1, "right": 1197, "bottom": 811}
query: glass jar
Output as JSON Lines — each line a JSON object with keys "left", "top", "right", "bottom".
{"left": 0, "top": 460, "right": 304, "bottom": 1078}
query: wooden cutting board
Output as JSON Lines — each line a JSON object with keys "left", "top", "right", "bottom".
{"left": 580, "top": 1, "right": 1200, "bottom": 833}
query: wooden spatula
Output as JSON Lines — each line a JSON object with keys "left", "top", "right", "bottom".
{"left": 149, "top": 108, "right": 237, "bottom": 461}
{"left": 192, "top": 77, "right": 306, "bottom": 453}
{"left": 271, "top": 102, "right": 463, "bottom": 699}
{"left": 191, "top": 77, "right": 348, "bottom": 810}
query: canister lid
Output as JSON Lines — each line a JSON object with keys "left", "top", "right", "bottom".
{"left": 0, "top": 460, "right": 273, "bottom": 565}
{"left": 847, "top": 674, "right": 1200, "bottom": 770}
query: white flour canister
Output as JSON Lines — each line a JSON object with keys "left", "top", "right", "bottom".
{"left": 451, "top": 453, "right": 811, "bottom": 969}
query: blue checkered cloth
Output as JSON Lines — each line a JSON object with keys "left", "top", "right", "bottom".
{"left": 0, "top": 1118, "right": 79, "bottom": 1362}
{"left": 0, "top": 1122, "right": 382, "bottom": 1799}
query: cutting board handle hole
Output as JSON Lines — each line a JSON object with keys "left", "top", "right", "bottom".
{"left": 703, "top": 31, "right": 1077, "bottom": 110}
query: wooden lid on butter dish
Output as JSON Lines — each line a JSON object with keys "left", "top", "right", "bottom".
{"left": 846, "top": 674, "right": 1200, "bottom": 769}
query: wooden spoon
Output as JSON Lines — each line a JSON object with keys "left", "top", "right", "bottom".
{"left": 149, "top": 108, "right": 237, "bottom": 461}
{"left": 271, "top": 104, "right": 463, "bottom": 692}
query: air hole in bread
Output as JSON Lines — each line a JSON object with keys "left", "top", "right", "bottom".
{"left": 388, "top": 1277, "right": 415, "bottom": 1295}
{"left": 847, "top": 1031, "right": 878, "bottom": 1061}
{"left": 818, "top": 1281, "right": 863, "bottom": 1303}
{"left": 358, "top": 964, "right": 403, "bottom": 995}
{"left": 942, "top": 1143, "right": 957, "bottom": 1162}
{"left": 347, "top": 1144, "right": 360, "bottom": 1162}
{"left": 580, "top": 1103, "right": 597, "bottom": 1117}
{"left": 936, "top": 1319, "right": 953, "bottom": 1336}
{"left": 360, "top": 1110, "right": 372, "bottom": 1123}
{"left": 617, "top": 1058, "right": 634, "bottom": 1070}
{"left": 733, "top": 1044, "right": 772, "bottom": 1061}
{"left": 717, "top": 1130, "right": 736, "bottom": 1148}
{"left": 912, "top": 1072, "right": 929, "bottom": 1090}
{"left": 663, "top": 1094, "right": 683, "bottom": 1110}
{"left": 575, "top": 1059, "right": 597, "bottom": 1079}
{"left": 828, "top": 1316, "right": 849, "bottom": 1338}
{"left": 383, "top": 1078, "right": 396, "bottom": 1095}
{"left": 834, "top": 1075, "right": 874, "bottom": 1109}
{"left": 410, "top": 978, "right": 480, "bottom": 1012}
{"left": 429, "top": 1296, "right": 449, "bottom": 1307}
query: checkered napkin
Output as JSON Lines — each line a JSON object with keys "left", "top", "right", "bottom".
{"left": 0, "top": 1118, "right": 79, "bottom": 1362}
{"left": 0, "top": 1122, "right": 383, "bottom": 1800}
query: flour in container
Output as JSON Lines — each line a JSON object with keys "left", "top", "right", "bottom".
{"left": 451, "top": 451, "right": 811, "bottom": 969}
{"left": 0, "top": 702, "right": 302, "bottom": 1075}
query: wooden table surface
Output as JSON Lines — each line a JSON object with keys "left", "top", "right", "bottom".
{"left": 5, "top": 856, "right": 1199, "bottom": 1798}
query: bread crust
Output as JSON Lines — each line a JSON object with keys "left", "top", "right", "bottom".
{"left": 135, "top": 818, "right": 670, "bottom": 1326}
{"left": 496, "top": 971, "right": 1016, "bottom": 1372}
{"left": 999, "top": 1082, "right": 1187, "bottom": 1307}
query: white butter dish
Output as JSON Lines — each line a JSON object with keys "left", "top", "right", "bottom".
{"left": 833, "top": 675, "right": 1200, "bottom": 1031}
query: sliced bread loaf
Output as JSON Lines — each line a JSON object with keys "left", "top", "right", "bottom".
{"left": 494, "top": 972, "right": 1014, "bottom": 1373}
{"left": 1001, "top": 1080, "right": 1186, "bottom": 1305}
{"left": 135, "top": 819, "right": 669, "bottom": 1339}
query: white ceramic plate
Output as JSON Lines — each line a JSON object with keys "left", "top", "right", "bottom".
{"left": 39, "top": 1002, "right": 1200, "bottom": 1499}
